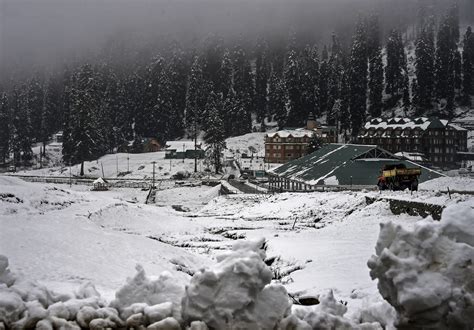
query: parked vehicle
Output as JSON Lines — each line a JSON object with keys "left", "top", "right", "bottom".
{"left": 377, "top": 164, "right": 421, "bottom": 191}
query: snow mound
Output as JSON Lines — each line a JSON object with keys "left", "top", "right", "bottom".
{"left": 368, "top": 201, "right": 474, "bottom": 328}
{"left": 288, "top": 291, "right": 383, "bottom": 329}
{"left": 182, "top": 238, "right": 291, "bottom": 328}
{"left": 0, "top": 178, "right": 83, "bottom": 215}
{"left": 0, "top": 238, "right": 389, "bottom": 329}
{"left": 110, "top": 265, "right": 184, "bottom": 322}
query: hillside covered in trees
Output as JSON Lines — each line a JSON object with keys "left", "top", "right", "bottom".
{"left": 0, "top": 1, "right": 473, "bottom": 170}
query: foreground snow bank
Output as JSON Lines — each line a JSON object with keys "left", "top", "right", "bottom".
{"left": 1, "top": 238, "right": 384, "bottom": 329}
{"left": 368, "top": 202, "right": 474, "bottom": 329}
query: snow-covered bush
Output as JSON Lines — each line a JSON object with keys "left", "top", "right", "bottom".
{"left": 368, "top": 202, "right": 474, "bottom": 329}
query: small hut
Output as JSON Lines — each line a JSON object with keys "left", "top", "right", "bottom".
{"left": 92, "top": 177, "right": 109, "bottom": 191}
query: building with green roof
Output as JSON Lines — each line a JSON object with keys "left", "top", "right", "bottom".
{"left": 267, "top": 144, "right": 444, "bottom": 191}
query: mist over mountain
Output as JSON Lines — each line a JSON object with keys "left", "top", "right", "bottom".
{"left": 2, "top": 0, "right": 472, "bottom": 79}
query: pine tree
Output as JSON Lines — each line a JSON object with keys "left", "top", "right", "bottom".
{"left": 42, "top": 75, "right": 63, "bottom": 141}
{"left": 367, "top": 14, "right": 383, "bottom": 118}
{"left": 453, "top": 50, "right": 462, "bottom": 94}
{"left": 319, "top": 45, "right": 330, "bottom": 116}
{"left": 10, "top": 85, "right": 33, "bottom": 166}
{"left": 93, "top": 65, "right": 114, "bottom": 155}
{"left": 155, "top": 66, "right": 176, "bottom": 142}
{"left": 349, "top": 17, "right": 369, "bottom": 138}
{"left": 339, "top": 68, "right": 351, "bottom": 140}
{"left": 300, "top": 44, "right": 320, "bottom": 121}
{"left": 434, "top": 17, "right": 457, "bottom": 99}
{"left": 268, "top": 69, "right": 287, "bottom": 128}
{"left": 203, "top": 36, "right": 224, "bottom": 88}
{"left": 67, "top": 64, "right": 102, "bottom": 175}
{"left": 434, "top": 15, "right": 457, "bottom": 118}
{"left": 385, "top": 29, "right": 407, "bottom": 100}
{"left": 186, "top": 56, "right": 207, "bottom": 137}
{"left": 403, "top": 75, "right": 411, "bottom": 109}
{"left": 126, "top": 72, "right": 146, "bottom": 139}
{"left": 327, "top": 34, "right": 344, "bottom": 124}
{"left": 204, "top": 92, "right": 226, "bottom": 173}
{"left": 167, "top": 45, "right": 188, "bottom": 138}
{"left": 61, "top": 74, "right": 74, "bottom": 165}
{"left": 101, "top": 73, "right": 123, "bottom": 152}
{"left": 218, "top": 49, "right": 233, "bottom": 99}
{"left": 284, "top": 49, "right": 303, "bottom": 127}
{"left": 254, "top": 38, "right": 271, "bottom": 125}
{"left": 143, "top": 56, "right": 166, "bottom": 138}
{"left": 462, "top": 27, "right": 474, "bottom": 105}
{"left": 112, "top": 80, "right": 133, "bottom": 149}
{"left": 414, "top": 20, "right": 435, "bottom": 114}
{"left": 0, "top": 92, "right": 10, "bottom": 163}
{"left": 223, "top": 89, "right": 237, "bottom": 136}
{"left": 26, "top": 76, "right": 44, "bottom": 143}
{"left": 232, "top": 45, "right": 253, "bottom": 134}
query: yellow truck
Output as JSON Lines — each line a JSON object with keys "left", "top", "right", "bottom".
{"left": 377, "top": 164, "right": 421, "bottom": 191}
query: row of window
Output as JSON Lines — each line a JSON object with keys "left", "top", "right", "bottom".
{"left": 266, "top": 145, "right": 305, "bottom": 150}
{"left": 269, "top": 137, "right": 310, "bottom": 143}
{"left": 267, "top": 153, "right": 302, "bottom": 159}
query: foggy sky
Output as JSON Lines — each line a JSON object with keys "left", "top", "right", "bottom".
{"left": 0, "top": 0, "right": 470, "bottom": 80}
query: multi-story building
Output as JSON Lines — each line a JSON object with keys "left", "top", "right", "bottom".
{"left": 357, "top": 117, "right": 468, "bottom": 169}
{"left": 264, "top": 114, "right": 337, "bottom": 164}
{"left": 265, "top": 129, "right": 313, "bottom": 164}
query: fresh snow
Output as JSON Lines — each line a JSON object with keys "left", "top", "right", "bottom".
{"left": 420, "top": 176, "right": 474, "bottom": 192}
{"left": 1, "top": 173, "right": 473, "bottom": 328}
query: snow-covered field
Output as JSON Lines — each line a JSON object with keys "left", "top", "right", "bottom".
{"left": 18, "top": 133, "right": 269, "bottom": 180}
{"left": 1, "top": 174, "right": 473, "bottom": 328}
{"left": 15, "top": 152, "right": 210, "bottom": 180}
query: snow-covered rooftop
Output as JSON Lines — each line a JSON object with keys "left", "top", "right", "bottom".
{"left": 364, "top": 117, "right": 431, "bottom": 130}
{"left": 363, "top": 117, "right": 468, "bottom": 133}
{"left": 266, "top": 128, "right": 314, "bottom": 138}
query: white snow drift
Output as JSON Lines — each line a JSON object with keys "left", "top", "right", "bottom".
{"left": 1, "top": 239, "right": 385, "bottom": 329}
{"left": 368, "top": 201, "right": 474, "bottom": 328}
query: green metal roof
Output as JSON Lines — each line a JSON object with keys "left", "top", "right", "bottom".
{"left": 269, "top": 144, "right": 443, "bottom": 186}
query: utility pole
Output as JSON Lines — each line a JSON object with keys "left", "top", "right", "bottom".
{"left": 116, "top": 154, "right": 119, "bottom": 175}
{"left": 152, "top": 161, "right": 156, "bottom": 188}
{"left": 69, "top": 162, "right": 72, "bottom": 187}
{"left": 182, "top": 143, "right": 185, "bottom": 163}
{"left": 127, "top": 155, "right": 130, "bottom": 172}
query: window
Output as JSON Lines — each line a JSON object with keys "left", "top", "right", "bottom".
{"left": 287, "top": 145, "right": 293, "bottom": 150}
{"left": 287, "top": 154, "right": 293, "bottom": 157}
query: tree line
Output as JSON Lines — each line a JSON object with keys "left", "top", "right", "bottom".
{"left": 0, "top": 3, "right": 473, "bottom": 172}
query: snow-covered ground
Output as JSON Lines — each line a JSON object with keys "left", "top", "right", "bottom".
{"left": 419, "top": 175, "right": 474, "bottom": 192}
{"left": 224, "top": 132, "right": 266, "bottom": 158}
{"left": 15, "top": 152, "right": 210, "bottom": 180}
{"left": 16, "top": 133, "right": 269, "bottom": 180}
{"left": 1, "top": 173, "right": 473, "bottom": 328}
